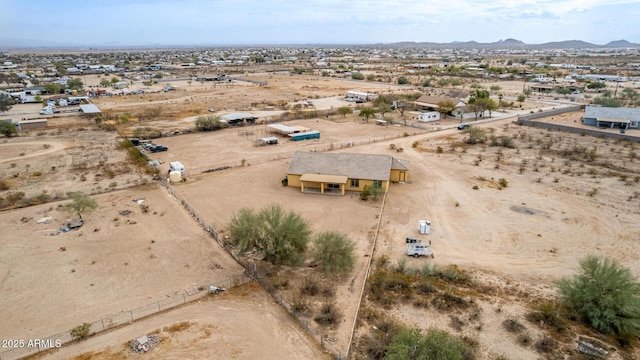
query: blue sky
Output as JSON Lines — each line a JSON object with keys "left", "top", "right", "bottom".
{"left": 1, "top": 0, "right": 639, "bottom": 46}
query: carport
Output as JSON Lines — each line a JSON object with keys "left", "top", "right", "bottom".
{"left": 299, "top": 174, "right": 347, "bottom": 195}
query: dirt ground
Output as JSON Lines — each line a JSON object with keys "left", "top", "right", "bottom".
{"left": 2, "top": 72, "right": 640, "bottom": 359}
{"left": 0, "top": 184, "right": 243, "bottom": 343}
{"left": 33, "top": 283, "right": 330, "bottom": 360}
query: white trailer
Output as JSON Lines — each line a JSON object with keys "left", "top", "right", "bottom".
{"left": 418, "top": 112, "right": 440, "bottom": 122}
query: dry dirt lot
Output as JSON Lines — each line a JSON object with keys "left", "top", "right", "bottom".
{"left": 33, "top": 283, "right": 331, "bottom": 360}
{"left": 0, "top": 184, "right": 243, "bottom": 344}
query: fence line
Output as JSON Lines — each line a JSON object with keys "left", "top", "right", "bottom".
{"left": 156, "top": 176, "right": 343, "bottom": 358}
{"left": 516, "top": 119, "right": 640, "bottom": 142}
{"left": 0, "top": 273, "right": 249, "bottom": 360}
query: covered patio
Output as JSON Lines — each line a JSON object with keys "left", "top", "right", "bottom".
{"left": 298, "top": 174, "right": 348, "bottom": 195}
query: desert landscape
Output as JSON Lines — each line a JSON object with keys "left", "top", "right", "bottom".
{"left": 1, "top": 50, "right": 640, "bottom": 360}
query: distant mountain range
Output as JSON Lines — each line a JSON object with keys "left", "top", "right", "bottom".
{"left": 382, "top": 38, "right": 640, "bottom": 50}
{"left": 0, "top": 37, "right": 638, "bottom": 50}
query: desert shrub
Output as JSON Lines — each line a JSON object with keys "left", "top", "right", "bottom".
{"left": 432, "top": 292, "right": 469, "bottom": 312}
{"left": 498, "top": 178, "right": 508, "bottom": 188}
{"left": 266, "top": 273, "right": 289, "bottom": 289}
{"left": 437, "top": 264, "right": 470, "bottom": 283}
{"left": 462, "top": 126, "right": 487, "bottom": 144}
{"left": 314, "top": 302, "right": 341, "bottom": 326}
{"left": 502, "top": 319, "right": 525, "bottom": 333}
{"left": 312, "top": 231, "right": 355, "bottom": 276}
{"left": 360, "top": 186, "right": 370, "bottom": 201}
{"left": 5, "top": 191, "right": 25, "bottom": 206}
{"left": 374, "top": 255, "right": 390, "bottom": 270}
{"left": 395, "top": 258, "right": 408, "bottom": 273}
{"left": 517, "top": 333, "right": 532, "bottom": 347}
{"left": 291, "top": 296, "right": 310, "bottom": 313}
{"left": 384, "top": 328, "right": 469, "bottom": 360}
{"left": 368, "top": 270, "right": 413, "bottom": 306}
{"left": 414, "top": 278, "right": 437, "bottom": 295}
{"left": 70, "top": 323, "right": 91, "bottom": 340}
{"left": 534, "top": 336, "right": 558, "bottom": 354}
{"left": 0, "top": 180, "right": 9, "bottom": 190}
{"left": 557, "top": 255, "right": 640, "bottom": 335}
{"left": 359, "top": 318, "right": 402, "bottom": 360}
{"left": 300, "top": 276, "right": 320, "bottom": 296}
{"left": 525, "top": 303, "right": 567, "bottom": 333}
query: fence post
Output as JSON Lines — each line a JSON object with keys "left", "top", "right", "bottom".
{"left": 129, "top": 310, "right": 133, "bottom": 322}
{"left": 183, "top": 293, "right": 186, "bottom": 304}
{"left": 157, "top": 300, "right": 161, "bottom": 312}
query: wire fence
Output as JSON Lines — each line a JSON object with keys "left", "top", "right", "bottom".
{"left": 156, "top": 176, "right": 343, "bottom": 358}
{"left": 0, "top": 273, "right": 249, "bottom": 360}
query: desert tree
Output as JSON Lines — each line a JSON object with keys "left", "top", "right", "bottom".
{"left": 0, "top": 121, "right": 17, "bottom": 137}
{"left": 67, "top": 78, "right": 84, "bottom": 91}
{"left": 557, "top": 255, "right": 640, "bottom": 335}
{"left": 195, "top": 115, "right": 225, "bottom": 131}
{"left": 436, "top": 99, "right": 456, "bottom": 118}
{"left": 0, "top": 93, "right": 15, "bottom": 112}
{"left": 378, "top": 103, "right": 392, "bottom": 118}
{"left": 359, "top": 107, "right": 376, "bottom": 122}
{"left": 462, "top": 126, "right": 487, "bottom": 145}
{"left": 64, "top": 192, "right": 98, "bottom": 219}
{"left": 338, "top": 106, "right": 353, "bottom": 118}
{"left": 228, "top": 204, "right": 311, "bottom": 266}
{"left": 312, "top": 231, "right": 355, "bottom": 276}
{"left": 384, "top": 328, "right": 467, "bottom": 360}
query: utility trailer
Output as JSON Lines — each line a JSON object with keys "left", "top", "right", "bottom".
{"left": 406, "top": 237, "right": 434, "bottom": 258}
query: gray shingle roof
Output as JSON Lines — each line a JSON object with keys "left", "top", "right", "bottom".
{"left": 287, "top": 152, "right": 408, "bottom": 181}
{"left": 584, "top": 106, "right": 640, "bottom": 122}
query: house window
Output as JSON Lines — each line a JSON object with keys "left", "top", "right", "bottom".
{"left": 350, "top": 179, "right": 359, "bottom": 188}
{"left": 631, "top": 121, "right": 639, "bottom": 128}
{"left": 327, "top": 183, "right": 340, "bottom": 189}
{"left": 373, "top": 180, "right": 382, "bottom": 188}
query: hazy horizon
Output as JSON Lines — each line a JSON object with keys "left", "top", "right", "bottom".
{"left": 1, "top": 0, "right": 639, "bottom": 47}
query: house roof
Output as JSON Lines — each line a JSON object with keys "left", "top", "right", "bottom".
{"left": 222, "top": 112, "right": 258, "bottom": 121}
{"left": 415, "top": 95, "right": 466, "bottom": 108}
{"left": 287, "top": 152, "right": 409, "bottom": 181}
{"left": 391, "top": 158, "right": 410, "bottom": 171}
{"left": 585, "top": 106, "right": 640, "bottom": 122}
{"left": 80, "top": 104, "right": 102, "bottom": 114}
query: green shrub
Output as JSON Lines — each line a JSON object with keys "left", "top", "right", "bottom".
{"left": 70, "top": 322, "right": 91, "bottom": 339}
{"left": 557, "top": 255, "right": 640, "bottom": 335}
{"left": 312, "top": 231, "right": 355, "bottom": 276}
{"left": 384, "top": 328, "right": 469, "bottom": 360}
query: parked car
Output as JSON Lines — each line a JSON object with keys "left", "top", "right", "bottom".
{"left": 457, "top": 124, "right": 470, "bottom": 130}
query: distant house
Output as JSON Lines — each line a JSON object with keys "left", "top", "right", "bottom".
{"left": 285, "top": 152, "right": 409, "bottom": 195}
{"left": 583, "top": 106, "right": 640, "bottom": 130}
{"left": 414, "top": 95, "right": 466, "bottom": 112}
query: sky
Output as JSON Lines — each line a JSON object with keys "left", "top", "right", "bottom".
{"left": 1, "top": 0, "right": 639, "bottom": 46}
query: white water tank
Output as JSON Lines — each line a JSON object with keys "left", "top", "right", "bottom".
{"left": 419, "top": 220, "right": 431, "bottom": 235}
{"left": 169, "top": 171, "right": 182, "bottom": 183}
